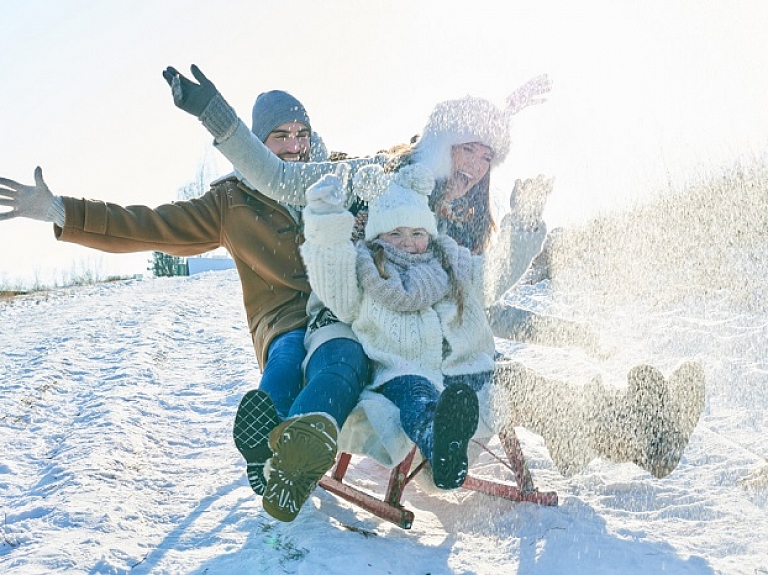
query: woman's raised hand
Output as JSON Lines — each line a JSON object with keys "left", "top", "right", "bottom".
{"left": 509, "top": 174, "right": 554, "bottom": 230}
{"left": 506, "top": 74, "right": 553, "bottom": 116}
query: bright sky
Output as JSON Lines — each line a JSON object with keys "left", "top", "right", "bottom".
{"left": 2, "top": 0, "right": 768, "bottom": 287}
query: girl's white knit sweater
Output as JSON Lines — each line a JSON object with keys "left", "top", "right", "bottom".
{"left": 301, "top": 208, "right": 496, "bottom": 391}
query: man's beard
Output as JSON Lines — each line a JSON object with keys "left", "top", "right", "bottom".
{"left": 279, "top": 150, "right": 311, "bottom": 163}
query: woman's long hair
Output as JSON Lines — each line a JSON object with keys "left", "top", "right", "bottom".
{"left": 429, "top": 173, "right": 494, "bottom": 254}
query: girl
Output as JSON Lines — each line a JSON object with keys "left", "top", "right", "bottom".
{"left": 264, "top": 162, "right": 498, "bottom": 520}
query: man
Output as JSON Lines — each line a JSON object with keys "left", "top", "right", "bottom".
{"left": 0, "top": 85, "right": 373, "bottom": 522}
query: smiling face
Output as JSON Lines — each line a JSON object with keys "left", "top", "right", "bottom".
{"left": 264, "top": 121, "right": 311, "bottom": 162}
{"left": 378, "top": 227, "right": 430, "bottom": 254}
{"left": 445, "top": 142, "right": 494, "bottom": 199}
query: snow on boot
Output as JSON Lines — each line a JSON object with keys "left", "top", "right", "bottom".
{"left": 610, "top": 363, "right": 702, "bottom": 479}
{"left": 660, "top": 361, "right": 706, "bottom": 470}
{"left": 262, "top": 413, "right": 338, "bottom": 522}
{"left": 585, "top": 364, "right": 702, "bottom": 478}
{"left": 624, "top": 364, "right": 676, "bottom": 478}
{"left": 624, "top": 363, "right": 704, "bottom": 478}
{"left": 233, "top": 389, "right": 280, "bottom": 496}
{"left": 668, "top": 361, "right": 706, "bottom": 437}
{"left": 582, "top": 365, "right": 664, "bottom": 476}
{"left": 494, "top": 360, "right": 596, "bottom": 476}
{"left": 431, "top": 383, "right": 479, "bottom": 490}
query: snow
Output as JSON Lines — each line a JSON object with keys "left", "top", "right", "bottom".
{"left": 3, "top": 178, "right": 768, "bottom": 573}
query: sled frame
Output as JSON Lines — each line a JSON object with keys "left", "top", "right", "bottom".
{"left": 317, "top": 424, "right": 558, "bottom": 529}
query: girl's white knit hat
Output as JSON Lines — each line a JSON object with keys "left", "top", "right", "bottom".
{"left": 353, "top": 163, "right": 437, "bottom": 241}
{"left": 411, "top": 95, "right": 512, "bottom": 181}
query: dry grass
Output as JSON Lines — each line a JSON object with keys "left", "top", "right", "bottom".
{"left": 0, "top": 274, "right": 135, "bottom": 302}
{"left": 546, "top": 155, "right": 768, "bottom": 311}
{"left": 740, "top": 461, "right": 768, "bottom": 490}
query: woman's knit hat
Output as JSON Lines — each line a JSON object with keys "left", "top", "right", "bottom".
{"left": 354, "top": 163, "right": 437, "bottom": 241}
{"left": 411, "top": 95, "right": 512, "bottom": 181}
{"left": 251, "top": 90, "right": 312, "bottom": 143}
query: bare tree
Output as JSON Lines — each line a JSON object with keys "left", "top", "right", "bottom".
{"left": 176, "top": 146, "right": 218, "bottom": 201}
{"left": 174, "top": 146, "right": 232, "bottom": 262}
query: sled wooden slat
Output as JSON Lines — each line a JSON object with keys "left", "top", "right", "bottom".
{"left": 499, "top": 424, "right": 537, "bottom": 492}
{"left": 461, "top": 476, "right": 558, "bottom": 505}
{"left": 318, "top": 426, "right": 557, "bottom": 529}
{"left": 319, "top": 452, "right": 416, "bottom": 529}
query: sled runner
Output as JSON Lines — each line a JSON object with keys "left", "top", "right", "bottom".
{"left": 318, "top": 422, "right": 558, "bottom": 529}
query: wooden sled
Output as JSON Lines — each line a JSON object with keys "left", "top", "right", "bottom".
{"left": 318, "top": 424, "right": 558, "bottom": 529}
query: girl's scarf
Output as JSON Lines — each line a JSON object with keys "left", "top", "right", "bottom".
{"left": 356, "top": 240, "right": 449, "bottom": 312}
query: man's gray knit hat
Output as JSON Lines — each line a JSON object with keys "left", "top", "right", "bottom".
{"left": 251, "top": 90, "right": 311, "bottom": 143}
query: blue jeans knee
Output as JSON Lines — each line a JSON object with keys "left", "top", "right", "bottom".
{"left": 289, "top": 337, "right": 371, "bottom": 427}
{"left": 258, "top": 328, "right": 306, "bottom": 420}
{"left": 378, "top": 375, "right": 438, "bottom": 460}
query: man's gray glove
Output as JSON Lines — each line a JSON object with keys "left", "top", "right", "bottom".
{"left": 305, "top": 164, "right": 350, "bottom": 215}
{"left": 0, "top": 167, "right": 64, "bottom": 225}
{"left": 162, "top": 64, "right": 238, "bottom": 141}
{"left": 162, "top": 64, "right": 218, "bottom": 118}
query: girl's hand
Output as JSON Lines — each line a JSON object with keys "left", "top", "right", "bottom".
{"left": 306, "top": 164, "right": 349, "bottom": 214}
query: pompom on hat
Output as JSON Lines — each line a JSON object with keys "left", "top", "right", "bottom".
{"left": 411, "top": 95, "right": 512, "bottom": 181}
{"left": 354, "top": 163, "right": 438, "bottom": 241}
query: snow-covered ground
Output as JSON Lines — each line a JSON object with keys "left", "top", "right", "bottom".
{"left": 2, "top": 168, "right": 768, "bottom": 573}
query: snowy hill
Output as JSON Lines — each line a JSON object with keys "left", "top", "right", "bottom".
{"left": 3, "top": 159, "right": 768, "bottom": 573}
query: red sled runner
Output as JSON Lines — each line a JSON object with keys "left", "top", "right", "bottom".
{"left": 318, "top": 423, "right": 558, "bottom": 529}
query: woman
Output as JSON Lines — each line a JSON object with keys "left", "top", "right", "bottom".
{"left": 399, "top": 92, "right": 704, "bottom": 478}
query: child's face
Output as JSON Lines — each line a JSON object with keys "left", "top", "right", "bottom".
{"left": 378, "top": 227, "right": 430, "bottom": 254}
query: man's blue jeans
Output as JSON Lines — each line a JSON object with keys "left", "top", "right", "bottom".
{"left": 289, "top": 337, "right": 370, "bottom": 428}
{"left": 260, "top": 332, "right": 370, "bottom": 426}
{"left": 258, "top": 328, "right": 307, "bottom": 420}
